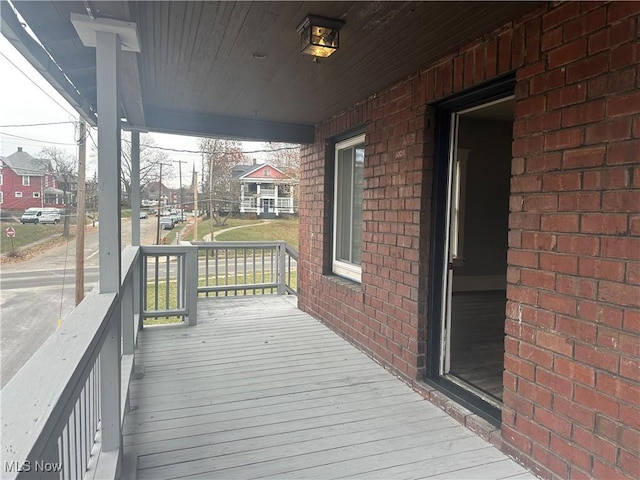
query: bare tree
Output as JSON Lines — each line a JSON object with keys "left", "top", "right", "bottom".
{"left": 263, "top": 142, "right": 301, "bottom": 211}
{"left": 121, "top": 133, "right": 172, "bottom": 207}
{"left": 263, "top": 142, "right": 301, "bottom": 179}
{"left": 39, "top": 147, "right": 77, "bottom": 236}
{"left": 199, "top": 138, "right": 247, "bottom": 228}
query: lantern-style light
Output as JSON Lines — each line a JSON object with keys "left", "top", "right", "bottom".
{"left": 296, "top": 14, "right": 345, "bottom": 58}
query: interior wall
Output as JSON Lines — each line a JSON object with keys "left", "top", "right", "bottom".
{"left": 453, "top": 117, "right": 512, "bottom": 291}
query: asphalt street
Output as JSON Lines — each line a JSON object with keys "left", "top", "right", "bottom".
{"left": 0, "top": 217, "right": 161, "bottom": 387}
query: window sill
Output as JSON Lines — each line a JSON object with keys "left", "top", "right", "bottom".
{"left": 322, "top": 274, "right": 362, "bottom": 293}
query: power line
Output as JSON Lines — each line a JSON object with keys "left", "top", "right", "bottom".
{"left": 120, "top": 138, "right": 299, "bottom": 155}
{"left": 0, "top": 131, "right": 78, "bottom": 146}
{"left": 0, "top": 51, "right": 78, "bottom": 120}
{"left": 0, "top": 120, "right": 76, "bottom": 128}
{"left": 85, "top": 128, "right": 98, "bottom": 150}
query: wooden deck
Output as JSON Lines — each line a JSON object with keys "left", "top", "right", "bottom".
{"left": 123, "top": 296, "right": 535, "bottom": 480}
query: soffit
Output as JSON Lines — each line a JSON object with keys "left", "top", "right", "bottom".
{"left": 6, "top": 1, "right": 544, "bottom": 143}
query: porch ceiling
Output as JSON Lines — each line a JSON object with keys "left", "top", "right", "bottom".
{"left": 3, "top": 1, "right": 543, "bottom": 143}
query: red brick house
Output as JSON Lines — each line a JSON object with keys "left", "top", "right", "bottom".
{"left": 297, "top": 2, "right": 639, "bottom": 479}
{"left": 0, "top": 147, "right": 63, "bottom": 211}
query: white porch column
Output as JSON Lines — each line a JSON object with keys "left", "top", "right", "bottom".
{"left": 274, "top": 184, "right": 279, "bottom": 215}
{"left": 95, "top": 30, "right": 123, "bottom": 459}
{"left": 290, "top": 185, "right": 295, "bottom": 213}
{"left": 131, "top": 131, "right": 141, "bottom": 246}
{"left": 95, "top": 30, "right": 122, "bottom": 292}
{"left": 240, "top": 183, "right": 245, "bottom": 213}
{"left": 71, "top": 15, "right": 141, "bottom": 463}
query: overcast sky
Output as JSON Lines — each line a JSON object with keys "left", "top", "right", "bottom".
{"left": 0, "top": 35, "right": 267, "bottom": 187}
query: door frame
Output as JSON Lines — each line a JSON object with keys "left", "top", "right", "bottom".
{"left": 425, "top": 74, "right": 515, "bottom": 426}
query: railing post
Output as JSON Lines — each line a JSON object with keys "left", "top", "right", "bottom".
{"left": 186, "top": 247, "right": 198, "bottom": 325}
{"left": 100, "top": 307, "right": 121, "bottom": 453}
{"left": 121, "top": 277, "right": 134, "bottom": 356}
{"left": 133, "top": 251, "right": 141, "bottom": 330}
{"left": 277, "top": 242, "right": 286, "bottom": 295}
{"left": 139, "top": 250, "right": 147, "bottom": 331}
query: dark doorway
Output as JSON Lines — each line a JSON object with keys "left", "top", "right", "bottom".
{"left": 427, "top": 77, "right": 514, "bottom": 425}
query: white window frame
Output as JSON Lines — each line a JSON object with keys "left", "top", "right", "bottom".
{"left": 0, "top": 191, "right": 3, "bottom": 204}
{"left": 332, "top": 133, "right": 365, "bottom": 282}
{"left": 22, "top": 176, "right": 30, "bottom": 186}
{"left": 15, "top": 191, "right": 23, "bottom": 198}
{"left": 0, "top": 172, "right": 3, "bottom": 185}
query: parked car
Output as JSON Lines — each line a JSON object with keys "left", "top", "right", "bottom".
{"left": 140, "top": 211, "right": 148, "bottom": 219}
{"left": 20, "top": 208, "right": 61, "bottom": 224}
{"left": 20, "top": 208, "right": 41, "bottom": 224}
{"left": 159, "top": 216, "right": 174, "bottom": 230}
{"left": 39, "top": 208, "right": 62, "bottom": 224}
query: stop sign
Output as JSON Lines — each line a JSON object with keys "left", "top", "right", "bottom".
{"left": 6, "top": 227, "right": 15, "bottom": 238}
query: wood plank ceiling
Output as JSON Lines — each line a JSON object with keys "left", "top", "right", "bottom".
{"left": 5, "top": 1, "right": 544, "bottom": 143}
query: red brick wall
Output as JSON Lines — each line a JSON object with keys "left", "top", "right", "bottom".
{"left": 299, "top": 2, "right": 639, "bottom": 479}
{"left": 298, "top": 84, "right": 429, "bottom": 382}
{"left": 503, "top": 2, "right": 640, "bottom": 479}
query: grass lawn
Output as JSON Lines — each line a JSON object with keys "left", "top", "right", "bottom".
{"left": 0, "top": 222, "right": 66, "bottom": 255}
{"left": 155, "top": 216, "right": 299, "bottom": 250}
{"left": 194, "top": 217, "right": 267, "bottom": 242}
{"left": 215, "top": 218, "right": 299, "bottom": 250}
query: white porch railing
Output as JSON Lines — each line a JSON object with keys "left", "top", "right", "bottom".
{"left": 0, "top": 246, "right": 142, "bottom": 480}
{"left": 1, "top": 242, "right": 297, "bottom": 479}
{"left": 240, "top": 198, "right": 294, "bottom": 210}
{"left": 193, "top": 241, "right": 298, "bottom": 296}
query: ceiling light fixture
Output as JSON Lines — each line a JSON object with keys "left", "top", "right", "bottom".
{"left": 296, "top": 14, "right": 344, "bottom": 58}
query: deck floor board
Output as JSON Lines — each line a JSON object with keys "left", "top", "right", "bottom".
{"left": 123, "top": 296, "right": 535, "bottom": 479}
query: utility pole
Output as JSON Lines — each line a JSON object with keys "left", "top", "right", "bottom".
{"left": 193, "top": 170, "right": 198, "bottom": 241}
{"left": 75, "top": 119, "right": 86, "bottom": 306}
{"left": 155, "top": 163, "right": 163, "bottom": 245}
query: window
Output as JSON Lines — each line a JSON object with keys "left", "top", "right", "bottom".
{"left": 0, "top": 191, "right": 3, "bottom": 204}
{"left": 333, "top": 134, "right": 365, "bottom": 282}
{"left": 0, "top": 172, "right": 3, "bottom": 185}
{"left": 22, "top": 176, "right": 30, "bottom": 186}
{"left": 15, "top": 191, "right": 23, "bottom": 198}
{"left": 264, "top": 169, "right": 270, "bottom": 176}
{"left": 33, "top": 191, "right": 41, "bottom": 198}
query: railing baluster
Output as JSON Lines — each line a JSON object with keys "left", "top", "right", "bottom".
{"left": 252, "top": 248, "right": 257, "bottom": 296}
{"left": 63, "top": 423, "right": 71, "bottom": 480}
{"left": 260, "top": 248, "right": 266, "bottom": 295}
{"left": 225, "top": 249, "right": 229, "bottom": 296}
{"left": 177, "top": 254, "right": 183, "bottom": 311}
{"left": 71, "top": 405, "right": 78, "bottom": 480}
{"left": 234, "top": 249, "right": 238, "bottom": 295}
{"left": 213, "top": 248, "right": 218, "bottom": 297}
{"left": 243, "top": 248, "right": 247, "bottom": 295}
{"left": 84, "top": 381, "right": 89, "bottom": 474}
{"left": 205, "top": 247, "right": 210, "bottom": 297}
{"left": 154, "top": 256, "right": 159, "bottom": 311}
